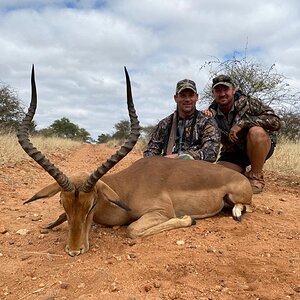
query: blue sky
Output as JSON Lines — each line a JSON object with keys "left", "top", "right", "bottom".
{"left": 1, "top": 0, "right": 300, "bottom": 139}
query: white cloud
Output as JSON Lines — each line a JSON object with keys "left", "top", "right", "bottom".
{"left": 0, "top": 0, "right": 299, "bottom": 139}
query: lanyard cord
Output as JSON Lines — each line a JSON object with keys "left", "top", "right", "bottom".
{"left": 163, "top": 109, "right": 199, "bottom": 155}
{"left": 188, "top": 109, "right": 199, "bottom": 144}
{"left": 178, "top": 109, "right": 199, "bottom": 145}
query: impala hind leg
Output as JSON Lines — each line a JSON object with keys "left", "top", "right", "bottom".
{"left": 224, "top": 188, "right": 253, "bottom": 222}
{"left": 127, "top": 212, "right": 195, "bottom": 238}
{"left": 232, "top": 204, "right": 246, "bottom": 222}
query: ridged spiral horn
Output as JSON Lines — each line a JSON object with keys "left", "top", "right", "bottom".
{"left": 17, "top": 65, "right": 74, "bottom": 192}
{"left": 81, "top": 67, "right": 141, "bottom": 193}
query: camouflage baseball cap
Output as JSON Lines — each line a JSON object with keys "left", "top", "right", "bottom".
{"left": 176, "top": 79, "right": 197, "bottom": 94}
{"left": 212, "top": 75, "right": 234, "bottom": 89}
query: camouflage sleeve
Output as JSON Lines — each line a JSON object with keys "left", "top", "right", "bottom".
{"left": 235, "top": 96, "right": 281, "bottom": 131}
{"left": 143, "top": 116, "right": 171, "bottom": 157}
{"left": 185, "top": 115, "right": 221, "bottom": 162}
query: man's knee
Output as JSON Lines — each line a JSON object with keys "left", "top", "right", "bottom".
{"left": 247, "top": 126, "right": 270, "bottom": 143}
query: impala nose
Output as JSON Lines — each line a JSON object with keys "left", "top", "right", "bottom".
{"left": 65, "top": 246, "right": 83, "bottom": 257}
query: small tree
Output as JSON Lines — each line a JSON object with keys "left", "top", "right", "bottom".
{"left": 0, "top": 84, "right": 24, "bottom": 131}
{"left": 77, "top": 127, "right": 91, "bottom": 143}
{"left": 141, "top": 125, "right": 156, "bottom": 140}
{"left": 278, "top": 111, "right": 300, "bottom": 141}
{"left": 200, "top": 54, "right": 300, "bottom": 110}
{"left": 97, "top": 133, "right": 111, "bottom": 144}
{"left": 112, "top": 120, "right": 130, "bottom": 140}
{"left": 49, "top": 117, "right": 79, "bottom": 138}
{"left": 39, "top": 117, "right": 91, "bottom": 142}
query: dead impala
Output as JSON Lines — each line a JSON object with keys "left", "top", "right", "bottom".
{"left": 18, "top": 66, "right": 253, "bottom": 256}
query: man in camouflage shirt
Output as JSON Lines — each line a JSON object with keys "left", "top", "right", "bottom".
{"left": 206, "top": 74, "right": 281, "bottom": 193}
{"left": 143, "top": 79, "right": 221, "bottom": 162}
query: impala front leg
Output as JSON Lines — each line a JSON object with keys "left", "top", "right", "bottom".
{"left": 127, "top": 211, "right": 195, "bottom": 238}
{"left": 45, "top": 212, "right": 67, "bottom": 229}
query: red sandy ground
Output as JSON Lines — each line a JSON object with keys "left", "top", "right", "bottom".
{"left": 0, "top": 144, "right": 299, "bottom": 300}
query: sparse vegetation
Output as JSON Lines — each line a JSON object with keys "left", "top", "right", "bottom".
{"left": 38, "top": 117, "right": 92, "bottom": 143}
{"left": 264, "top": 138, "right": 300, "bottom": 176}
{"left": 97, "top": 120, "right": 156, "bottom": 145}
{"left": 0, "top": 132, "right": 82, "bottom": 165}
{"left": 1, "top": 132, "right": 298, "bottom": 177}
{"left": 105, "top": 138, "right": 148, "bottom": 155}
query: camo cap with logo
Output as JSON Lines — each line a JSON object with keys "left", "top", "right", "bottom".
{"left": 212, "top": 75, "right": 234, "bottom": 89}
{"left": 176, "top": 79, "right": 197, "bottom": 94}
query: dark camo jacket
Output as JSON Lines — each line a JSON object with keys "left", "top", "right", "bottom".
{"left": 143, "top": 110, "right": 221, "bottom": 162}
{"left": 208, "top": 92, "right": 281, "bottom": 153}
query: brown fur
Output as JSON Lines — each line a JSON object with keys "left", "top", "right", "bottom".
{"left": 31, "top": 156, "right": 253, "bottom": 256}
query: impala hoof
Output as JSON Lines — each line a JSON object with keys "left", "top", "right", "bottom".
{"left": 191, "top": 216, "right": 197, "bottom": 225}
{"left": 233, "top": 215, "right": 242, "bottom": 222}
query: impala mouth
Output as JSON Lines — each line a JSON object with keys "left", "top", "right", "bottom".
{"left": 66, "top": 246, "right": 85, "bottom": 257}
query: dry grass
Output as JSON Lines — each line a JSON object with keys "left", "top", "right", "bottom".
{"left": 0, "top": 132, "right": 82, "bottom": 165}
{"left": 1, "top": 132, "right": 299, "bottom": 177}
{"left": 106, "top": 138, "right": 148, "bottom": 155}
{"left": 109, "top": 138, "right": 300, "bottom": 176}
{"left": 264, "top": 138, "right": 300, "bottom": 176}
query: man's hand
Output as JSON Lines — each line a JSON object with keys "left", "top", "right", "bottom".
{"left": 201, "top": 109, "right": 214, "bottom": 117}
{"left": 165, "top": 154, "right": 179, "bottom": 159}
{"left": 229, "top": 124, "right": 242, "bottom": 142}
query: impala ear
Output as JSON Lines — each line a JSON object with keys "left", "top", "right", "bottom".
{"left": 24, "top": 182, "right": 61, "bottom": 204}
{"left": 97, "top": 181, "right": 131, "bottom": 211}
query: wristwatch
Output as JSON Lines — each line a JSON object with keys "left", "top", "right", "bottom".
{"left": 235, "top": 119, "right": 244, "bottom": 127}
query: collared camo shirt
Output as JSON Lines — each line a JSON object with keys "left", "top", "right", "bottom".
{"left": 143, "top": 110, "right": 221, "bottom": 162}
{"left": 208, "top": 91, "right": 281, "bottom": 154}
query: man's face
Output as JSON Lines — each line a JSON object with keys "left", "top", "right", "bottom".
{"left": 174, "top": 88, "right": 198, "bottom": 117}
{"left": 212, "top": 85, "right": 235, "bottom": 107}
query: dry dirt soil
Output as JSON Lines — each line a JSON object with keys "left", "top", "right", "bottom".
{"left": 0, "top": 144, "right": 299, "bottom": 300}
